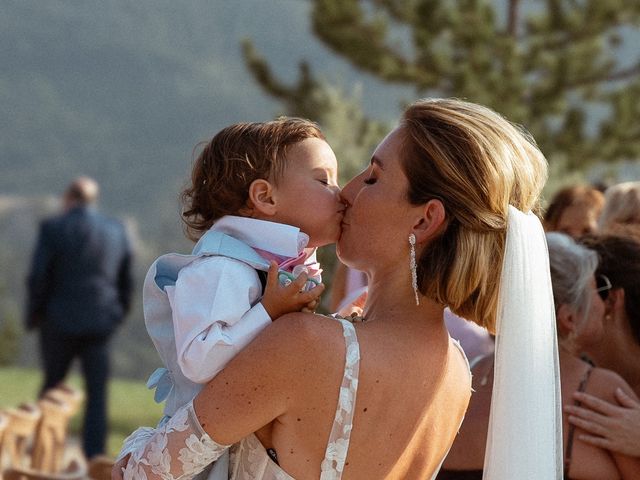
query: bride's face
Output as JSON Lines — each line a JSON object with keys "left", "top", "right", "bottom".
{"left": 337, "top": 128, "right": 417, "bottom": 271}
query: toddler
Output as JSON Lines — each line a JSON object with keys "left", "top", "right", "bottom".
{"left": 119, "top": 118, "right": 343, "bottom": 478}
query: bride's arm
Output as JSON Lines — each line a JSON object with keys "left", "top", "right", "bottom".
{"left": 115, "top": 313, "right": 340, "bottom": 479}
{"left": 120, "top": 401, "right": 229, "bottom": 479}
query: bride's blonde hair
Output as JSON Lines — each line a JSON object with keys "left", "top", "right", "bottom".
{"left": 400, "top": 99, "right": 547, "bottom": 333}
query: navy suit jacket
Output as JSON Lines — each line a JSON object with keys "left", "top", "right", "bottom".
{"left": 26, "top": 206, "right": 133, "bottom": 337}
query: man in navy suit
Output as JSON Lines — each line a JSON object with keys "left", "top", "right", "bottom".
{"left": 26, "top": 176, "right": 133, "bottom": 459}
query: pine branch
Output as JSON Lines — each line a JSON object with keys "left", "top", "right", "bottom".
{"left": 311, "top": 0, "right": 416, "bottom": 82}
{"left": 241, "top": 39, "right": 293, "bottom": 100}
{"left": 526, "top": 21, "right": 627, "bottom": 51}
{"left": 369, "top": 0, "right": 415, "bottom": 23}
{"left": 507, "top": 0, "right": 519, "bottom": 37}
{"left": 243, "top": 0, "right": 640, "bottom": 169}
{"left": 568, "top": 62, "right": 640, "bottom": 89}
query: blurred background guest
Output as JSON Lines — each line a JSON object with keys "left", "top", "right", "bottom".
{"left": 436, "top": 232, "right": 640, "bottom": 479}
{"left": 544, "top": 184, "right": 605, "bottom": 239}
{"left": 580, "top": 234, "right": 640, "bottom": 397}
{"left": 25, "top": 176, "right": 133, "bottom": 459}
{"left": 598, "top": 182, "right": 640, "bottom": 232}
{"left": 604, "top": 223, "right": 640, "bottom": 244}
{"left": 565, "top": 385, "right": 640, "bottom": 459}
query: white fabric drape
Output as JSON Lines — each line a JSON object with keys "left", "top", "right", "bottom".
{"left": 483, "top": 206, "right": 563, "bottom": 480}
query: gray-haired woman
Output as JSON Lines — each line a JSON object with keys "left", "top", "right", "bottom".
{"left": 438, "top": 232, "right": 640, "bottom": 479}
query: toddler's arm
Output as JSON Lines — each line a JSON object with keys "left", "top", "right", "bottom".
{"left": 172, "top": 258, "right": 323, "bottom": 384}
{"left": 171, "top": 257, "right": 272, "bottom": 383}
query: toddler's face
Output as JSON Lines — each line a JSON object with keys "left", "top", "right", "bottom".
{"left": 271, "top": 138, "right": 344, "bottom": 247}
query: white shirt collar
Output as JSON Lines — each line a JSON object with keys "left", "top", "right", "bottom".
{"left": 210, "top": 216, "right": 309, "bottom": 258}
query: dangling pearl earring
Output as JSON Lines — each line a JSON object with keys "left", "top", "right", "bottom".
{"left": 409, "top": 234, "right": 420, "bottom": 306}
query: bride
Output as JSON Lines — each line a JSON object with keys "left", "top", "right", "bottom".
{"left": 114, "top": 98, "right": 561, "bottom": 479}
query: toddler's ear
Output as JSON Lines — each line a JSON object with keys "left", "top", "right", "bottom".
{"left": 248, "top": 179, "right": 277, "bottom": 216}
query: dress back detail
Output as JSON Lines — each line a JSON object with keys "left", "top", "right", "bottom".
{"left": 122, "top": 317, "right": 361, "bottom": 480}
{"left": 320, "top": 318, "right": 360, "bottom": 478}
{"left": 229, "top": 317, "right": 360, "bottom": 480}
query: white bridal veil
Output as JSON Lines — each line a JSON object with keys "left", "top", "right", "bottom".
{"left": 483, "top": 206, "right": 563, "bottom": 479}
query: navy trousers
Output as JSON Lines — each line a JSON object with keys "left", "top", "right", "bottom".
{"left": 39, "top": 327, "right": 110, "bottom": 458}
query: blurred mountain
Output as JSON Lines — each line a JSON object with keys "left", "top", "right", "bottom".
{"left": 0, "top": 0, "right": 411, "bottom": 234}
{"left": 1, "top": 1, "right": 637, "bottom": 379}
{"left": 0, "top": 0, "right": 413, "bottom": 378}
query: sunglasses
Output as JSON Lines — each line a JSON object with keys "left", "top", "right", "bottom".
{"left": 595, "top": 274, "right": 612, "bottom": 301}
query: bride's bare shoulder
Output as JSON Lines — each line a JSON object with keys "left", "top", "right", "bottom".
{"left": 264, "top": 312, "right": 346, "bottom": 352}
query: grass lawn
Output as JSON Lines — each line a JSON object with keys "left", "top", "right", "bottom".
{"left": 0, "top": 366, "right": 163, "bottom": 457}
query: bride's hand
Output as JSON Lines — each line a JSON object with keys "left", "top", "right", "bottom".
{"left": 111, "top": 453, "right": 130, "bottom": 480}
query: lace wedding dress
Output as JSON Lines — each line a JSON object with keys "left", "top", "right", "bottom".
{"left": 122, "top": 317, "right": 361, "bottom": 480}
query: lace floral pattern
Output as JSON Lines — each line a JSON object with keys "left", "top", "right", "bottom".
{"left": 122, "top": 401, "right": 230, "bottom": 480}
{"left": 120, "top": 317, "right": 360, "bottom": 480}
{"left": 229, "top": 434, "right": 294, "bottom": 479}
{"left": 320, "top": 319, "right": 360, "bottom": 480}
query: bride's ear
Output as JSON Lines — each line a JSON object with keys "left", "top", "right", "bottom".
{"left": 412, "top": 198, "right": 446, "bottom": 244}
{"left": 247, "top": 179, "right": 277, "bottom": 217}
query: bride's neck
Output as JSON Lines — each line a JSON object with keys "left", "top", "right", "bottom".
{"left": 363, "top": 271, "right": 445, "bottom": 328}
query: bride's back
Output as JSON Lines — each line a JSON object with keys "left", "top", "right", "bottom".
{"left": 347, "top": 318, "right": 472, "bottom": 478}
{"left": 264, "top": 311, "right": 471, "bottom": 480}
{"left": 262, "top": 99, "right": 547, "bottom": 478}
{"left": 263, "top": 99, "right": 547, "bottom": 479}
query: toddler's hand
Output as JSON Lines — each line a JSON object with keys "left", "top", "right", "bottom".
{"left": 302, "top": 298, "right": 320, "bottom": 313}
{"left": 261, "top": 262, "right": 325, "bottom": 319}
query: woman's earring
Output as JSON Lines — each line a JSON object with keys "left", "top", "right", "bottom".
{"left": 409, "top": 234, "right": 420, "bottom": 306}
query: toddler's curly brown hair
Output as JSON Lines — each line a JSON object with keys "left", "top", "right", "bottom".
{"left": 181, "top": 117, "right": 324, "bottom": 241}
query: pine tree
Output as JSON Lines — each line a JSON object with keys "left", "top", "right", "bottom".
{"left": 245, "top": 0, "right": 640, "bottom": 172}
{"left": 242, "top": 40, "right": 389, "bottom": 309}
{"left": 242, "top": 40, "right": 387, "bottom": 184}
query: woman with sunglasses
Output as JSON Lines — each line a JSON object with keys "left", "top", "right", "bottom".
{"left": 437, "top": 232, "right": 640, "bottom": 479}
{"left": 562, "top": 234, "right": 640, "bottom": 460}
{"left": 578, "top": 234, "right": 640, "bottom": 397}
